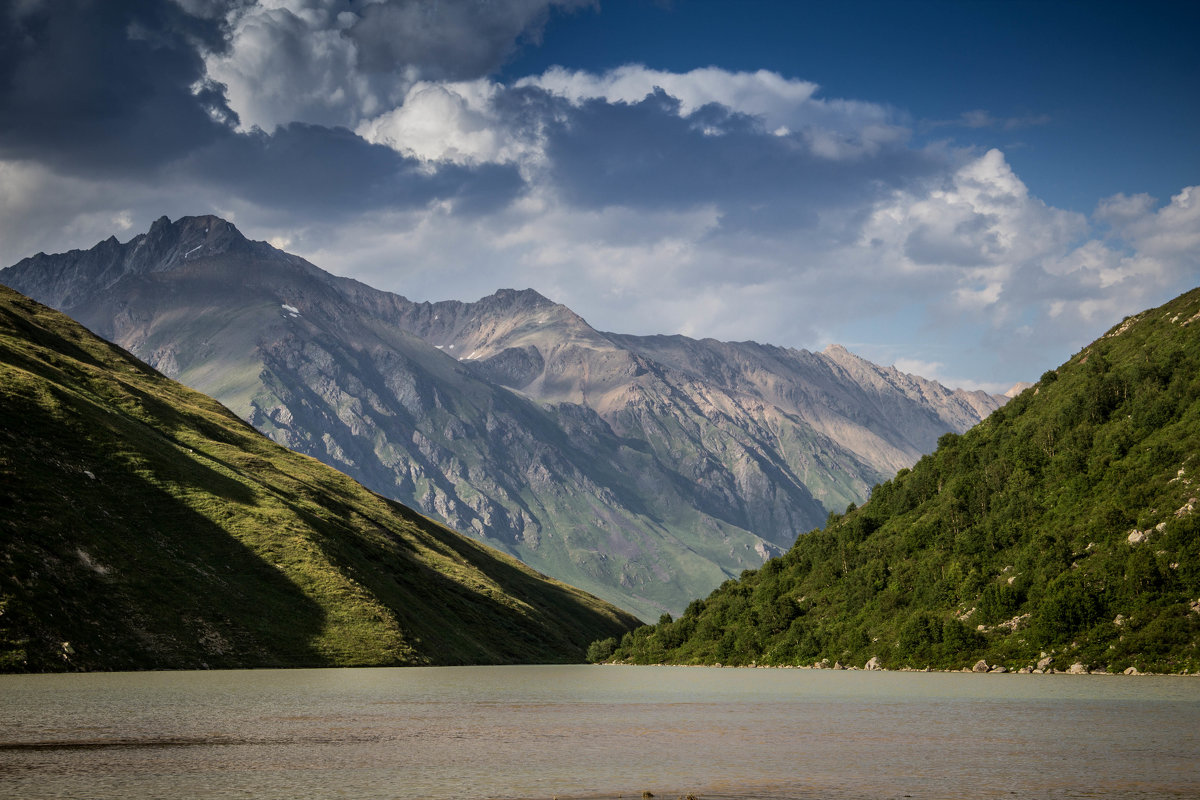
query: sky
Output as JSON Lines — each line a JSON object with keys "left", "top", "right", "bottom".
{"left": 1, "top": 0, "right": 1197, "bottom": 392}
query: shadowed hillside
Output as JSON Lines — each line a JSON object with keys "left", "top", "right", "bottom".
{"left": 0, "top": 285, "right": 638, "bottom": 672}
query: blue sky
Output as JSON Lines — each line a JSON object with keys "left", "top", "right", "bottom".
{"left": 1, "top": 0, "right": 1197, "bottom": 391}
{"left": 506, "top": 0, "right": 1200, "bottom": 213}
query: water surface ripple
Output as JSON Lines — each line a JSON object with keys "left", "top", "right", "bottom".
{"left": 1, "top": 665, "right": 1197, "bottom": 799}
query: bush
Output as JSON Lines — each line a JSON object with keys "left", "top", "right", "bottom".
{"left": 586, "top": 637, "right": 618, "bottom": 663}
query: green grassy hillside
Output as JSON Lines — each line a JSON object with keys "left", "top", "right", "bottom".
{"left": 601, "top": 288, "right": 1200, "bottom": 673}
{"left": 0, "top": 285, "right": 638, "bottom": 672}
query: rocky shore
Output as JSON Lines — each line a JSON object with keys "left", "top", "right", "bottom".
{"left": 602, "top": 656, "right": 1199, "bottom": 676}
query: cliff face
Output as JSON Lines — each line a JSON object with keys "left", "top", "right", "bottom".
{"left": 2, "top": 215, "right": 1004, "bottom": 619}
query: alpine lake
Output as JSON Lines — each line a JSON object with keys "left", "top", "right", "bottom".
{"left": 2, "top": 665, "right": 1197, "bottom": 800}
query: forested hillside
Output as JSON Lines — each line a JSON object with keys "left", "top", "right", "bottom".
{"left": 600, "top": 288, "right": 1200, "bottom": 673}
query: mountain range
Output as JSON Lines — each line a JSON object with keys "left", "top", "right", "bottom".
{"left": 1, "top": 215, "right": 1007, "bottom": 619}
{"left": 0, "top": 284, "right": 638, "bottom": 672}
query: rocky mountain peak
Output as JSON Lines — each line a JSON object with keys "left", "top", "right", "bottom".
{"left": 135, "top": 214, "right": 254, "bottom": 271}
{"left": 481, "top": 287, "right": 555, "bottom": 311}
{"left": 0, "top": 214, "right": 259, "bottom": 310}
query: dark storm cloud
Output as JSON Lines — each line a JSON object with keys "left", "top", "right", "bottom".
{"left": 534, "top": 88, "right": 940, "bottom": 231}
{"left": 0, "top": 0, "right": 234, "bottom": 173}
{"left": 349, "top": 0, "right": 592, "bottom": 80}
{"left": 187, "top": 123, "right": 523, "bottom": 216}
{"left": 0, "top": 1, "right": 525, "bottom": 216}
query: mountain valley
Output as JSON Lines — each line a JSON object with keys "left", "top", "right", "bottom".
{"left": 2, "top": 216, "right": 1007, "bottom": 619}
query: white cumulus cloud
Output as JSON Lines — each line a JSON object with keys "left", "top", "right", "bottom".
{"left": 519, "top": 65, "right": 908, "bottom": 158}
{"left": 202, "top": 0, "right": 589, "bottom": 132}
{"left": 356, "top": 80, "right": 534, "bottom": 166}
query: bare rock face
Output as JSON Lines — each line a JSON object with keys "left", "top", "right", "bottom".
{"left": 865, "top": 656, "right": 883, "bottom": 670}
{"left": 972, "top": 659, "right": 991, "bottom": 673}
{"left": 1, "top": 215, "right": 1006, "bottom": 620}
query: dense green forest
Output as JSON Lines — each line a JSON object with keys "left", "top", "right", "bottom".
{"left": 598, "top": 288, "right": 1200, "bottom": 673}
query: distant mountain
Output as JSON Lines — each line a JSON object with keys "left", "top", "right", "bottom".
{"left": 602, "top": 288, "right": 1200, "bottom": 674}
{"left": 1, "top": 215, "right": 1005, "bottom": 619}
{"left": 0, "top": 284, "right": 638, "bottom": 672}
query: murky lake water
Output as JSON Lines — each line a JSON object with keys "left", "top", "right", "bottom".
{"left": 1, "top": 665, "right": 1197, "bottom": 799}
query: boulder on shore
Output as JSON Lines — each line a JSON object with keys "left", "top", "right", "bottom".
{"left": 972, "top": 659, "right": 990, "bottom": 673}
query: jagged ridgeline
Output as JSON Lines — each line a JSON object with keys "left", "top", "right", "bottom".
{"left": 600, "top": 288, "right": 1200, "bottom": 673}
{"left": 0, "top": 215, "right": 1004, "bottom": 621}
{"left": 0, "top": 285, "right": 639, "bottom": 672}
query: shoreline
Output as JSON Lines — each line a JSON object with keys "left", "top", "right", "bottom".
{"left": 600, "top": 661, "right": 1200, "bottom": 676}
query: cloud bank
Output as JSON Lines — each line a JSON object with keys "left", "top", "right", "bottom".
{"left": 1, "top": 0, "right": 1196, "bottom": 390}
